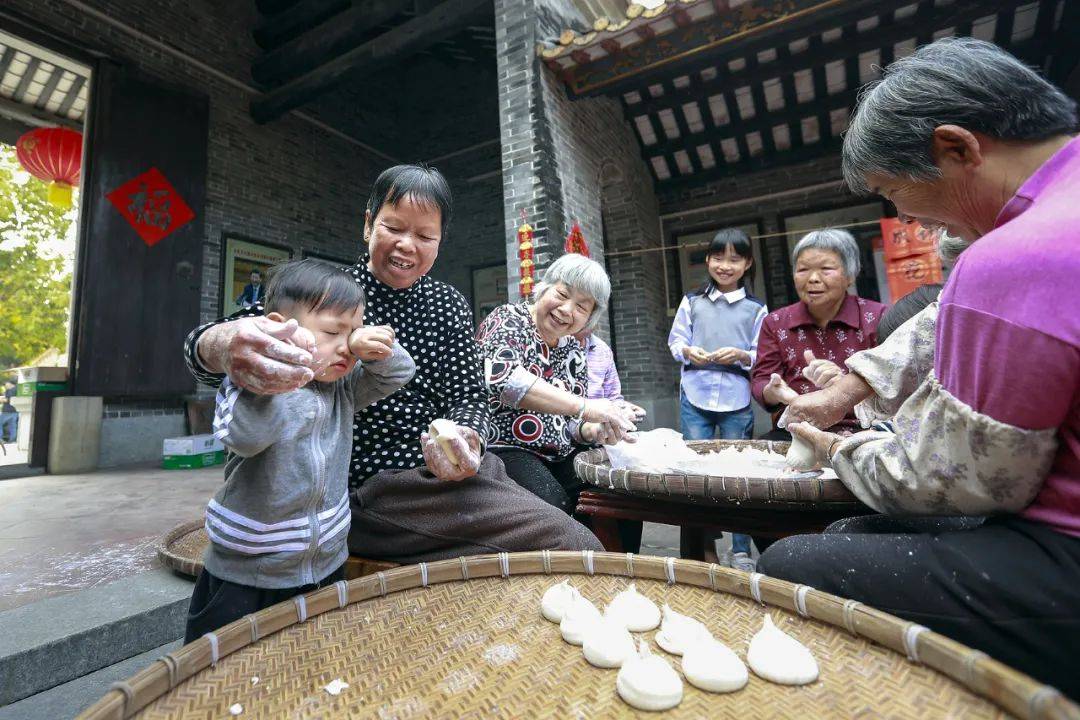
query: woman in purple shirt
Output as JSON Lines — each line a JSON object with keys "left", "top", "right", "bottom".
{"left": 759, "top": 38, "right": 1080, "bottom": 698}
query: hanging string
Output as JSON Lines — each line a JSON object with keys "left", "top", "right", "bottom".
{"left": 602, "top": 219, "right": 884, "bottom": 260}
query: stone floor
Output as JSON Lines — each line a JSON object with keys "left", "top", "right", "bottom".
{"left": 0, "top": 462, "right": 747, "bottom": 614}
{"left": 0, "top": 463, "right": 222, "bottom": 612}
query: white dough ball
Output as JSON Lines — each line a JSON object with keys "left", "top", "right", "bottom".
{"left": 616, "top": 640, "right": 683, "bottom": 711}
{"left": 605, "top": 583, "right": 660, "bottom": 632}
{"left": 654, "top": 604, "right": 712, "bottom": 656}
{"left": 784, "top": 435, "right": 818, "bottom": 471}
{"left": 560, "top": 593, "right": 602, "bottom": 645}
{"left": 582, "top": 615, "right": 636, "bottom": 668}
{"left": 540, "top": 579, "right": 579, "bottom": 623}
{"left": 746, "top": 614, "right": 819, "bottom": 685}
{"left": 681, "top": 637, "right": 748, "bottom": 693}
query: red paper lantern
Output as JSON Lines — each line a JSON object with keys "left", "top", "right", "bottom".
{"left": 564, "top": 222, "right": 589, "bottom": 257}
{"left": 16, "top": 127, "right": 83, "bottom": 208}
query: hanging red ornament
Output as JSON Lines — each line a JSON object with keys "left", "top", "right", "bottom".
{"left": 564, "top": 221, "right": 589, "bottom": 257}
{"left": 15, "top": 127, "right": 83, "bottom": 208}
{"left": 517, "top": 211, "right": 536, "bottom": 300}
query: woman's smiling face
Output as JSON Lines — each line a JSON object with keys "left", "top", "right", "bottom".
{"left": 366, "top": 194, "right": 442, "bottom": 289}
{"left": 532, "top": 282, "right": 596, "bottom": 345}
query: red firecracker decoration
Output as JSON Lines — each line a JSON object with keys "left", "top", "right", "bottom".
{"left": 518, "top": 211, "right": 535, "bottom": 299}
{"left": 564, "top": 221, "right": 589, "bottom": 257}
{"left": 15, "top": 127, "right": 83, "bottom": 208}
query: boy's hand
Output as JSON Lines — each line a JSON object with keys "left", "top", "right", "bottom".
{"left": 349, "top": 326, "right": 395, "bottom": 362}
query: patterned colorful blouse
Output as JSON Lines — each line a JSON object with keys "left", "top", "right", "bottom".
{"left": 476, "top": 302, "right": 588, "bottom": 461}
{"left": 751, "top": 294, "right": 887, "bottom": 431}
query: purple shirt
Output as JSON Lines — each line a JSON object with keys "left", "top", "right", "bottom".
{"left": 583, "top": 334, "right": 622, "bottom": 401}
{"left": 936, "top": 135, "right": 1080, "bottom": 538}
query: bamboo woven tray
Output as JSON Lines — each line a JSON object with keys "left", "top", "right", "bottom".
{"left": 80, "top": 552, "right": 1076, "bottom": 720}
{"left": 156, "top": 520, "right": 397, "bottom": 580}
{"left": 575, "top": 439, "right": 866, "bottom": 509}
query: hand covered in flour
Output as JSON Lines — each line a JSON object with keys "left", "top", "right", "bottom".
{"left": 762, "top": 373, "right": 800, "bottom": 407}
{"left": 348, "top": 325, "right": 395, "bottom": 362}
{"left": 582, "top": 420, "right": 637, "bottom": 446}
{"left": 197, "top": 316, "right": 317, "bottom": 394}
{"left": 786, "top": 423, "right": 843, "bottom": 464}
{"left": 582, "top": 398, "right": 638, "bottom": 434}
{"left": 613, "top": 400, "right": 647, "bottom": 423}
{"left": 801, "top": 350, "right": 844, "bottom": 389}
{"left": 778, "top": 372, "right": 873, "bottom": 430}
{"left": 420, "top": 422, "right": 482, "bottom": 481}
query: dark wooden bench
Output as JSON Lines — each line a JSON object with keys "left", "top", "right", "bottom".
{"left": 576, "top": 488, "right": 867, "bottom": 562}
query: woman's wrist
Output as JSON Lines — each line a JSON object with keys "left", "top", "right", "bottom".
{"left": 573, "top": 396, "right": 587, "bottom": 421}
{"left": 827, "top": 436, "right": 842, "bottom": 458}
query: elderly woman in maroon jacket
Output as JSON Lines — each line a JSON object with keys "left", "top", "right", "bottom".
{"left": 751, "top": 228, "right": 886, "bottom": 436}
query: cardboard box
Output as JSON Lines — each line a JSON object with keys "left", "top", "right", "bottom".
{"left": 879, "top": 217, "right": 939, "bottom": 260}
{"left": 163, "top": 434, "right": 225, "bottom": 469}
{"left": 886, "top": 252, "right": 944, "bottom": 300}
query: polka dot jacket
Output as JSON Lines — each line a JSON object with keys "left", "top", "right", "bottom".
{"left": 475, "top": 302, "right": 588, "bottom": 462}
{"left": 184, "top": 257, "right": 489, "bottom": 487}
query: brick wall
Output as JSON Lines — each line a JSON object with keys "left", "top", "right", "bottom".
{"left": 6, "top": 0, "right": 504, "bottom": 465}
{"left": 494, "top": 0, "right": 680, "bottom": 427}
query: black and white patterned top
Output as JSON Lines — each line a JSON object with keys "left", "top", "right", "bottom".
{"left": 475, "top": 302, "right": 588, "bottom": 462}
{"left": 184, "top": 257, "right": 488, "bottom": 487}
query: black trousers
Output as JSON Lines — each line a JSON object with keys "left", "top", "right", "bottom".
{"left": 184, "top": 564, "right": 346, "bottom": 644}
{"left": 492, "top": 447, "right": 643, "bottom": 554}
{"left": 758, "top": 515, "right": 1080, "bottom": 700}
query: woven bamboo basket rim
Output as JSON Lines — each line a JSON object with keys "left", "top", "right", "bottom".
{"left": 78, "top": 551, "right": 1076, "bottom": 720}
{"left": 155, "top": 520, "right": 206, "bottom": 578}
{"left": 155, "top": 520, "right": 399, "bottom": 580}
{"left": 575, "top": 438, "right": 866, "bottom": 508}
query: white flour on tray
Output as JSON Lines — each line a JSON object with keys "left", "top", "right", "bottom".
{"left": 606, "top": 429, "right": 837, "bottom": 480}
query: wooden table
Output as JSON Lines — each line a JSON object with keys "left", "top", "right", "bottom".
{"left": 576, "top": 488, "right": 870, "bottom": 561}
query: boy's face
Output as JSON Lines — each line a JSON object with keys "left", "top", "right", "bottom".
{"left": 269, "top": 305, "right": 365, "bottom": 383}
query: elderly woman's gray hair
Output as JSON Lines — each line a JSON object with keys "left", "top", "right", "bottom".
{"left": 842, "top": 37, "right": 1078, "bottom": 194}
{"left": 534, "top": 253, "right": 611, "bottom": 331}
{"left": 792, "top": 228, "right": 861, "bottom": 279}
{"left": 937, "top": 232, "right": 971, "bottom": 266}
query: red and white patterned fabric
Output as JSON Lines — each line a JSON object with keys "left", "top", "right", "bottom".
{"left": 476, "top": 302, "right": 588, "bottom": 461}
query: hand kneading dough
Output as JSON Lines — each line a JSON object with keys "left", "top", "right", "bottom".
{"left": 746, "top": 614, "right": 819, "bottom": 685}
{"left": 654, "top": 604, "right": 712, "bottom": 655}
{"left": 428, "top": 419, "right": 462, "bottom": 465}
{"left": 540, "top": 579, "right": 580, "bottom": 623}
{"left": 560, "top": 594, "right": 602, "bottom": 645}
{"left": 582, "top": 614, "right": 636, "bottom": 668}
{"left": 784, "top": 434, "right": 818, "bottom": 471}
{"left": 681, "top": 638, "right": 748, "bottom": 693}
{"left": 616, "top": 641, "right": 683, "bottom": 711}
{"left": 605, "top": 583, "right": 661, "bottom": 632}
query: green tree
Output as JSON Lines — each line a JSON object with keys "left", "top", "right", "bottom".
{"left": 0, "top": 143, "right": 76, "bottom": 370}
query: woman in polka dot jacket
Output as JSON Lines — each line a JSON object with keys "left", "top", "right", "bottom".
{"left": 184, "top": 164, "right": 602, "bottom": 563}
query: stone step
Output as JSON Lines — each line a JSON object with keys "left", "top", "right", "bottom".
{"left": 0, "top": 568, "right": 192, "bottom": 706}
{"left": 0, "top": 639, "right": 181, "bottom": 720}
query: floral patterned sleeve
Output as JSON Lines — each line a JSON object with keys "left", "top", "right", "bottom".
{"left": 831, "top": 372, "right": 1058, "bottom": 516}
{"left": 475, "top": 304, "right": 539, "bottom": 408}
{"left": 846, "top": 302, "right": 939, "bottom": 427}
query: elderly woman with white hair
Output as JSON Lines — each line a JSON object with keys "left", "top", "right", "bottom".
{"left": 476, "top": 253, "right": 643, "bottom": 515}
{"left": 750, "top": 228, "right": 886, "bottom": 436}
{"left": 758, "top": 37, "right": 1080, "bottom": 698}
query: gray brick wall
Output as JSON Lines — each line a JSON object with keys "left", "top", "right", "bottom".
{"left": 494, "top": 0, "right": 680, "bottom": 427}
{"left": 659, "top": 154, "right": 853, "bottom": 308}
{"left": 7, "top": 0, "right": 503, "bottom": 464}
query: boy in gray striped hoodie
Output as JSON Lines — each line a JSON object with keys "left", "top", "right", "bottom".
{"left": 185, "top": 259, "right": 415, "bottom": 643}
